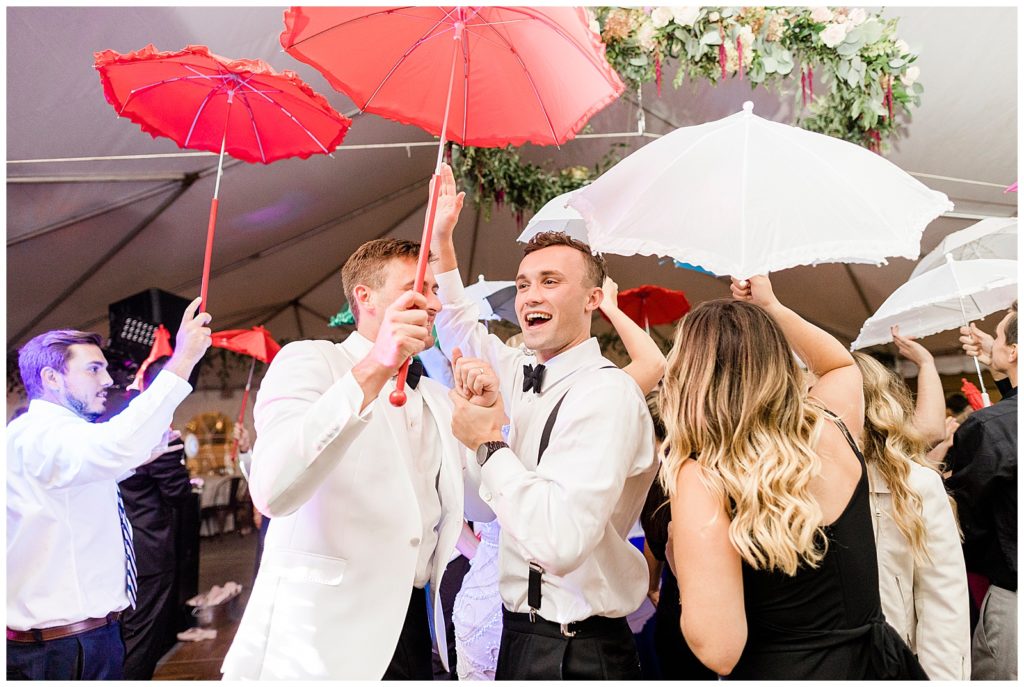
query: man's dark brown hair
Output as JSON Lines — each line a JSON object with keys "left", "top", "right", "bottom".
{"left": 1006, "top": 300, "right": 1017, "bottom": 346}
{"left": 341, "top": 239, "right": 430, "bottom": 324}
{"left": 523, "top": 231, "right": 607, "bottom": 288}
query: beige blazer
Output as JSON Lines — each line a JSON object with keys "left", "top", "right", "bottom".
{"left": 868, "top": 461, "right": 971, "bottom": 680}
{"left": 221, "top": 337, "right": 491, "bottom": 680}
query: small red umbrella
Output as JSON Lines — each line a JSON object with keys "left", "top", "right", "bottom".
{"left": 612, "top": 285, "right": 691, "bottom": 333}
{"left": 961, "top": 378, "right": 985, "bottom": 411}
{"left": 211, "top": 326, "right": 282, "bottom": 460}
{"left": 281, "top": 6, "right": 624, "bottom": 405}
{"left": 94, "top": 44, "right": 352, "bottom": 310}
{"left": 130, "top": 324, "right": 174, "bottom": 391}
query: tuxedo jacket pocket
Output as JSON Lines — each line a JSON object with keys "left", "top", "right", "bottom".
{"left": 263, "top": 549, "right": 348, "bottom": 586}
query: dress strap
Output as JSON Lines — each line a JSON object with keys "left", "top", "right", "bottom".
{"left": 820, "top": 409, "right": 866, "bottom": 469}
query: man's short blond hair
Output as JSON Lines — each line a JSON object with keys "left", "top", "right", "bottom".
{"left": 340, "top": 239, "right": 429, "bottom": 323}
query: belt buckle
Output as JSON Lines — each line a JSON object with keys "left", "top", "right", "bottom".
{"left": 560, "top": 622, "right": 577, "bottom": 638}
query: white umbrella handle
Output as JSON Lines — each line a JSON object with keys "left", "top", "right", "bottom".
{"left": 946, "top": 254, "right": 991, "bottom": 406}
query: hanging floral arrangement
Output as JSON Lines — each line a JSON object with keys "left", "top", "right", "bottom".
{"left": 454, "top": 6, "right": 923, "bottom": 220}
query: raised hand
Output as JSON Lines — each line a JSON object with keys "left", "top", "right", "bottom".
{"left": 599, "top": 276, "right": 620, "bottom": 315}
{"left": 450, "top": 347, "right": 500, "bottom": 408}
{"left": 431, "top": 163, "right": 466, "bottom": 245}
{"left": 370, "top": 291, "right": 433, "bottom": 371}
{"left": 165, "top": 297, "right": 212, "bottom": 381}
{"left": 730, "top": 274, "right": 779, "bottom": 310}
{"left": 891, "top": 326, "right": 934, "bottom": 368}
{"left": 959, "top": 323, "right": 994, "bottom": 366}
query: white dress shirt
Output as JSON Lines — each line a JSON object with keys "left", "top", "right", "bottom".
{"left": 435, "top": 268, "right": 657, "bottom": 623}
{"left": 6, "top": 371, "right": 191, "bottom": 631}
{"left": 346, "top": 333, "right": 442, "bottom": 587}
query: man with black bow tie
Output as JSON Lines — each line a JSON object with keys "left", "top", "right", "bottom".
{"left": 222, "top": 236, "right": 491, "bottom": 680}
{"left": 430, "top": 165, "right": 658, "bottom": 679}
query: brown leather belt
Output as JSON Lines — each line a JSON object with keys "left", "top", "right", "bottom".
{"left": 6, "top": 611, "right": 121, "bottom": 643}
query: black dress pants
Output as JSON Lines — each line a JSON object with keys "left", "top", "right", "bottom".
{"left": 495, "top": 608, "right": 642, "bottom": 680}
{"left": 122, "top": 570, "right": 176, "bottom": 679}
{"left": 383, "top": 587, "right": 433, "bottom": 680}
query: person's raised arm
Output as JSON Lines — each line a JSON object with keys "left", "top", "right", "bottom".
{"left": 430, "top": 163, "right": 465, "bottom": 275}
{"left": 599, "top": 276, "right": 666, "bottom": 395}
{"left": 892, "top": 326, "right": 946, "bottom": 446}
{"left": 732, "top": 275, "right": 863, "bottom": 438}
{"left": 429, "top": 163, "right": 523, "bottom": 396}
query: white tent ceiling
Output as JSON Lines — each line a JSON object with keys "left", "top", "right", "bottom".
{"left": 6, "top": 6, "right": 1019, "bottom": 359}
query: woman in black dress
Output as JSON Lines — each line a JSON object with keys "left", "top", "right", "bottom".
{"left": 658, "top": 275, "right": 926, "bottom": 680}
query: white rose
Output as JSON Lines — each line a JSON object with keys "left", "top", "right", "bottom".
{"left": 820, "top": 22, "right": 848, "bottom": 48}
{"left": 894, "top": 38, "right": 910, "bottom": 55}
{"left": 900, "top": 65, "right": 920, "bottom": 86}
{"left": 637, "top": 20, "right": 658, "bottom": 51}
{"left": 650, "top": 7, "right": 673, "bottom": 28}
{"left": 738, "top": 24, "right": 755, "bottom": 49}
{"left": 708, "top": 11, "right": 720, "bottom": 22}
{"left": 848, "top": 8, "right": 867, "bottom": 25}
{"left": 671, "top": 6, "right": 701, "bottom": 27}
{"left": 589, "top": 19, "right": 601, "bottom": 35}
{"left": 810, "top": 6, "right": 833, "bottom": 23}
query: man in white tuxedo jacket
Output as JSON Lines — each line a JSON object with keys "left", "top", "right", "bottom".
{"left": 222, "top": 236, "right": 492, "bottom": 680}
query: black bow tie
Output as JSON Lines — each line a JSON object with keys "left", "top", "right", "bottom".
{"left": 406, "top": 358, "right": 424, "bottom": 390}
{"left": 522, "top": 363, "right": 546, "bottom": 394}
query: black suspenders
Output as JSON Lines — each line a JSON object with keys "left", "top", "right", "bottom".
{"left": 527, "top": 366, "right": 616, "bottom": 625}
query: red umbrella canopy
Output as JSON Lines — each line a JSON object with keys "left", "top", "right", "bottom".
{"left": 961, "top": 378, "right": 985, "bottom": 411}
{"left": 280, "top": 7, "right": 624, "bottom": 147}
{"left": 94, "top": 44, "right": 351, "bottom": 164}
{"left": 211, "top": 325, "right": 282, "bottom": 364}
{"left": 616, "top": 285, "right": 691, "bottom": 327}
{"left": 132, "top": 324, "right": 174, "bottom": 390}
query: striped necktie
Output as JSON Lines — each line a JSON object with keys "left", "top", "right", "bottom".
{"left": 116, "top": 487, "right": 138, "bottom": 608}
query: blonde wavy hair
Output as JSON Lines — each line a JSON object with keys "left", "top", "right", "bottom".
{"left": 853, "top": 352, "right": 937, "bottom": 565}
{"left": 659, "top": 299, "right": 828, "bottom": 575}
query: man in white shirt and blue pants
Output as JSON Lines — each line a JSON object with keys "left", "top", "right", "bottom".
{"left": 429, "top": 165, "right": 658, "bottom": 679}
{"left": 7, "top": 299, "right": 211, "bottom": 680}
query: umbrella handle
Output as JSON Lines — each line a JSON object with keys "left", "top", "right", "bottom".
{"left": 200, "top": 197, "right": 219, "bottom": 312}
{"left": 231, "top": 358, "right": 257, "bottom": 461}
{"left": 200, "top": 126, "right": 230, "bottom": 312}
{"left": 390, "top": 172, "right": 443, "bottom": 407}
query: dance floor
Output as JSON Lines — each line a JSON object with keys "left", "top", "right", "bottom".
{"left": 154, "top": 532, "right": 257, "bottom": 680}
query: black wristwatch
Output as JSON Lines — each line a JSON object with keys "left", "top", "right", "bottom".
{"left": 476, "top": 440, "right": 508, "bottom": 467}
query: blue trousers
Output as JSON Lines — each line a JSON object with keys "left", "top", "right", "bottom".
{"left": 7, "top": 621, "right": 124, "bottom": 680}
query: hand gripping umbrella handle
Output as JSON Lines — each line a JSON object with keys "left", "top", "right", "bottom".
{"left": 390, "top": 173, "right": 443, "bottom": 407}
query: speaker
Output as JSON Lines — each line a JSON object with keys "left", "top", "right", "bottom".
{"left": 107, "top": 288, "right": 201, "bottom": 387}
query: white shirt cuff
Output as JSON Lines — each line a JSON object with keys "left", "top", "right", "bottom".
{"left": 151, "top": 368, "right": 194, "bottom": 404}
{"left": 435, "top": 268, "right": 466, "bottom": 305}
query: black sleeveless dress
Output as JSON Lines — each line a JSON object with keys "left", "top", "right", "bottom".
{"left": 728, "top": 415, "right": 929, "bottom": 680}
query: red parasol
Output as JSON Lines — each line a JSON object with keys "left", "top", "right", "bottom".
{"left": 94, "top": 44, "right": 352, "bottom": 311}
{"left": 131, "top": 324, "right": 174, "bottom": 391}
{"left": 961, "top": 378, "right": 985, "bottom": 411}
{"left": 211, "top": 326, "right": 282, "bottom": 460}
{"left": 281, "top": 6, "right": 624, "bottom": 404}
{"left": 612, "top": 285, "right": 690, "bottom": 332}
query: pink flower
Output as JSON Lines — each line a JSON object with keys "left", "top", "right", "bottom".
{"left": 848, "top": 8, "right": 868, "bottom": 25}
{"left": 810, "top": 7, "right": 833, "bottom": 23}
